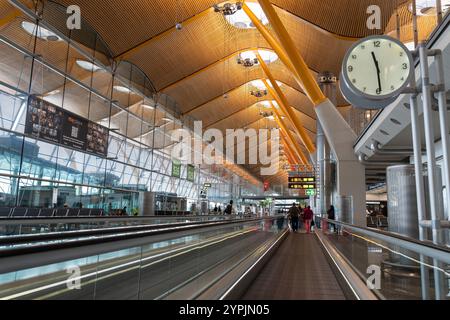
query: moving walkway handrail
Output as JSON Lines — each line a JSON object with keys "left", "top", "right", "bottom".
{"left": 0, "top": 217, "right": 279, "bottom": 258}
{"left": 320, "top": 218, "right": 450, "bottom": 264}
{"left": 0, "top": 218, "right": 249, "bottom": 245}
{"left": 0, "top": 214, "right": 239, "bottom": 225}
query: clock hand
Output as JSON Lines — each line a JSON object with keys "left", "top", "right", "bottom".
{"left": 371, "top": 52, "right": 382, "bottom": 93}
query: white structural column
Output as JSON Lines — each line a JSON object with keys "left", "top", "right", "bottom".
{"left": 317, "top": 73, "right": 335, "bottom": 217}
{"left": 315, "top": 100, "right": 366, "bottom": 226}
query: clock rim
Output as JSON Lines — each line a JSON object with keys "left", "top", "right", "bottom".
{"left": 341, "top": 35, "right": 414, "bottom": 101}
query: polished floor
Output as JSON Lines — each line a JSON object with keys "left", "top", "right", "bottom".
{"left": 242, "top": 232, "right": 347, "bottom": 300}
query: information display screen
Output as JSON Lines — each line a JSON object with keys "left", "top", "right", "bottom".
{"left": 288, "top": 173, "right": 316, "bottom": 190}
{"left": 25, "top": 95, "right": 109, "bottom": 157}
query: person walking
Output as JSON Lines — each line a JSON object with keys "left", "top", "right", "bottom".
{"left": 303, "top": 206, "right": 314, "bottom": 234}
{"left": 224, "top": 200, "right": 235, "bottom": 215}
{"left": 288, "top": 203, "right": 300, "bottom": 232}
{"left": 327, "top": 205, "right": 338, "bottom": 233}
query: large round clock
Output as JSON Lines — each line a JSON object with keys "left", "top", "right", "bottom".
{"left": 341, "top": 35, "right": 414, "bottom": 109}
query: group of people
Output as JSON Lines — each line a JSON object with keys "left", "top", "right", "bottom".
{"left": 213, "top": 200, "right": 236, "bottom": 215}
{"left": 287, "top": 203, "right": 315, "bottom": 233}
{"left": 287, "top": 203, "right": 337, "bottom": 234}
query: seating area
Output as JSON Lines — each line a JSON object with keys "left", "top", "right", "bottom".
{"left": 0, "top": 207, "right": 105, "bottom": 218}
{"left": 367, "top": 216, "right": 388, "bottom": 229}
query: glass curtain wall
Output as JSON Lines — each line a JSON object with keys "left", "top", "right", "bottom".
{"left": 0, "top": 0, "right": 258, "bottom": 214}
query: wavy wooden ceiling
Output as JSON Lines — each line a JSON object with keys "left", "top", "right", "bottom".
{"left": 34, "top": 0, "right": 416, "bottom": 184}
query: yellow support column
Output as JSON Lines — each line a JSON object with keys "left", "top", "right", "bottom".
{"left": 242, "top": 3, "right": 306, "bottom": 91}
{"left": 281, "top": 134, "right": 299, "bottom": 165}
{"left": 257, "top": 55, "right": 315, "bottom": 153}
{"left": 282, "top": 141, "right": 295, "bottom": 165}
{"left": 257, "top": 0, "right": 327, "bottom": 106}
{"left": 270, "top": 102, "right": 308, "bottom": 165}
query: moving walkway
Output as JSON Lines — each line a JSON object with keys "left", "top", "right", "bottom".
{"left": 0, "top": 216, "right": 448, "bottom": 300}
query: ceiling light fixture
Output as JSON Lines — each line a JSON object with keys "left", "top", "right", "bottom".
{"left": 21, "top": 21, "right": 61, "bottom": 41}
{"left": 217, "top": 1, "right": 268, "bottom": 29}
{"left": 162, "top": 117, "right": 174, "bottom": 123}
{"left": 76, "top": 60, "right": 103, "bottom": 72}
{"left": 238, "top": 50, "right": 278, "bottom": 67}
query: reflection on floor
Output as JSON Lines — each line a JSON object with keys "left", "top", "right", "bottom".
{"left": 242, "top": 232, "right": 346, "bottom": 300}
{"left": 324, "top": 231, "right": 426, "bottom": 300}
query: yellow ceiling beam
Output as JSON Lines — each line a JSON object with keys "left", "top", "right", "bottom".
{"left": 257, "top": 0, "right": 327, "bottom": 106}
{"left": 269, "top": 101, "right": 308, "bottom": 165}
{"left": 258, "top": 55, "right": 315, "bottom": 153}
{"left": 182, "top": 78, "right": 315, "bottom": 119}
{"left": 0, "top": 8, "right": 21, "bottom": 29}
{"left": 282, "top": 141, "right": 296, "bottom": 165}
{"left": 242, "top": 3, "right": 306, "bottom": 91}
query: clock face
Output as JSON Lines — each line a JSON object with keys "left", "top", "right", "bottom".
{"left": 343, "top": 36, "right": 413, "bottom": 100}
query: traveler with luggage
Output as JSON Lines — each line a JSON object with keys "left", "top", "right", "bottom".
{"left": 288, "top": 203, "right": 300, "bottom": 232}
{"left": 303, "top": 206, "right": 314, "bottom": 234}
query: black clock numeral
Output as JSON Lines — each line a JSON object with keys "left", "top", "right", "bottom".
{"left": 402, "top": 63, "right": 408, "bottom": 70}
{"left": 361, "top": 45, "right": 366, "bottom": 50}
{"left": 399, "top": 52, "right": 404, "bottom": 57}
{"left": 363, "top": 87, "right": 367, "bottom": 92}
{"left": 374, "top": 41, "right": 381, "bottom": 48}
{"left": 401, "top": 77, "right": 405, "bottom": 81}
{"left": 391, "top": 85, "right": 395, "bottom": 90}
{"left": 348, "top": 65, "right": 354, "bottom": 72}
{"left": 352, "top": 79, "right": 356, "bottom": 84}
{"left": 351, "top": 54, "right": 357, "bottom": 59}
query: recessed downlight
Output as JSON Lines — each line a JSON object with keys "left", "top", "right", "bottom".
{"left": 21, "top": 21, "right": 61, "bottom": 41}
{"left": 141, "top": 104, "right": 155, "bottom": 110}
{"left": 76, "top": 60, "right": 102, "bottom": 72}
{"left": 113, "top": 85, "right": 132, "bottom": 94}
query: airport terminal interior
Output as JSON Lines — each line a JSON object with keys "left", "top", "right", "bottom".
{"left": 0, "top": 0, "right": 449, "bottom": 301}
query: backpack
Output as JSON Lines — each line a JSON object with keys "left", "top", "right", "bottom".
{"left": 225, "top": 205, "right": 232, "bottom": 215}
{"left": 289, "top": 207, "right": 299, "bottom": 219}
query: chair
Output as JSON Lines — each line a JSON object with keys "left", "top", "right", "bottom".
{"left": 67, "top": 209, "right": 80, "bottom": 217}
{"left": 11, "top": 208, "right": 27, "bottom": 217}
{"left": 26, "top": 208, "right": 41, "bottom": 217}
{"left": 54, "top": 209, "right": 69, "bottom": 217}
{"left": 39, "top": 208, "right": 55, "bottom": 217}
{"left": 0, "top": 207, "right": 11, "bottom": 218}
{"left": 79, "top": 209, "right": 91, "bottom": 217}
{"left": 90, "top": 209, "right": 103, "bottom": 216}
{"left": 367, "top": 216, "right": 377, "bottom": 228}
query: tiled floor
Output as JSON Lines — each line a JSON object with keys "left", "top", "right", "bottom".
{"left": 242, "top": 232, "right": 346, "bottom": 300}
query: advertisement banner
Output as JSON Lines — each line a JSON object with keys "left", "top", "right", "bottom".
{"left": 187, "top": 165, "right": 195, "bottom": 182}
{"left": 172, "top": 160, "right": 181, "bottom": 178}
{"left": 25, "top": 95, "right": 109, "bottom": 157}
